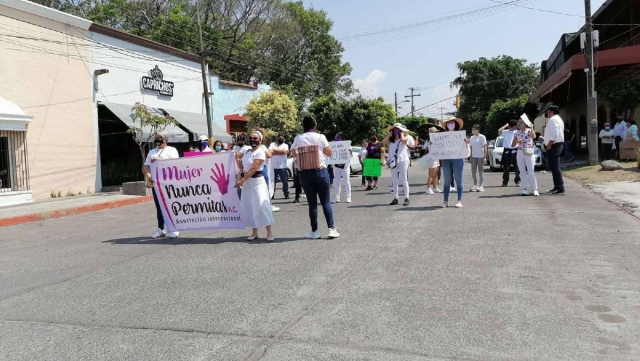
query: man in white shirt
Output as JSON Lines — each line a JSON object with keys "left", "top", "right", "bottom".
{"left": 498, "top": 119, "right": 521, "bottom": 187}
{"left": 143, "top": 131, "right": 180, "bottom": 239}
{"left": 543, "top": 105, "right": 565, "bottom": 194}
{"left": 612, "top": 114, "right": 628, "bottom": 160}
{"left": 269, "top": 134, "right": 290, "bottom": 199}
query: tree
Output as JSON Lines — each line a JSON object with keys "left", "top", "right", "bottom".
{"left": 396, "top": 116, "right": 439, "bottom": 133}
{"left": 245, "top": 91, "right": 299, "bottom": 141}
{"left": 451, "top": 55, "right": 539, "bottom": 133}
{"left": 128, "top": 102, "right": 178, "bottom": 168}
{"left": 308, "top": 95, "right": 395, "bottom": 143}
{"left": 485, "top": 95, "right": 538, "bottom": 138}
{"left": 597, "top": 79, "right": 640, "bottom": 119}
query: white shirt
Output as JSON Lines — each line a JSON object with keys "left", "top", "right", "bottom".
{"left": 599, "top": 129, "right": 615, "bottom": 144}
{"left": 501, "top": 130, "right": 516, "bottom": 150}
{"left": 543, "top": 115, "right": 565, "bottom": 145}
{"left": 613, "top": 120, "right": 627, "bottom": 137}
{"left": 387, "top": 135, "right": 415, "bottom": 164}
{"left": 291, "top": 132, "right": 330, "bottom": 169}
{"left": 233, "top": 145, "right": 251, "bottom": 154}
{"left": 144, "top": 146, "right": 180, "bottom": 180}
{"left": 242, "top": 147, "right": 266, "bottom": 172}
{"left": 268, "top": 142, "right": 289, "bottom": 169}
{"left": 201, "top": 146, "right": 212, "bottom": 152}
{"left": 358, "top": 147, "right": 367, "bottom": 160}
{"left": 469, "top": 134, "right": 487, "bottom": 158}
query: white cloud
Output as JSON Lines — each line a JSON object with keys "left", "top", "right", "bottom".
{"left": 354, "top": 70, "right": 388, "bottom": 98}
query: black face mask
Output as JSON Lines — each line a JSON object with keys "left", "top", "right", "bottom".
{"left": 249, "top": 140, "right": 260, "bottom": 148}
{"left": 277, "top": 139, "right": 284, "bottom": 144}
{"left": 370, "top": 138, "right": 377, "bottom": 142}
{"left": 154, "top": 139, "right": 163, "bottom": 146}
{"left": 237, "top": 142, "right": 245, "bottom": 147}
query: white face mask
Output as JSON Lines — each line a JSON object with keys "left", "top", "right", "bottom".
{"left": 447, "top": 122, "right": 456, "bottom": 130}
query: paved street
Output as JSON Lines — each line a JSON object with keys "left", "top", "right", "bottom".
{"left": 1, "top": 167, "right": 639, "bottom": 361}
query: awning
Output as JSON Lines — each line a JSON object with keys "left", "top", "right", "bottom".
{"left": 100, "top": 102, "right": 189, "bottom": 143}
{"left": 161, "top": 109, "right": 233, "bottom": 143}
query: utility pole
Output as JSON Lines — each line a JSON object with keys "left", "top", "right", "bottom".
{"left": 196, "top": 0, "right": 214, "bottom": 143}
{"left": 405, "top": 87, "right": 421, "bottom": 117}
{"left": 438, "top": 107, "right": 447, "bottom": 122}
{"left": 584, "top": 0, "right": 599, "bottom": 165}
{"left": 394, "top": 92, "right": 409, "bottom": 116}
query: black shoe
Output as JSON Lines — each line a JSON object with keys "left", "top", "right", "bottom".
{"left": 550, "top": 189, "right": 565, "bottom": 195}
{"left": 502, "top": 183, "right": 508, "bottom": 187}
{"left": 365, "top": 186, "right": 372, "bottom": 191}
{"left": 372, "top": 185, "right": 378, "bottom": 190}
{"left": 547, "top": 188, "right": 557, "bottom": 193}
{"left": 284, "top": 195, "right": 290, "bottom": 200}
{"left": 293, "top": 198, "right": 299, "bottom": 203}
{"left": 403, "top": 198, "right": 410, "bottom": 206}
{"left": 390, "top": 199, "right": 399, "bottom": 205}
{"left": 515, "top": 182, "right": 521, "bottom": 187}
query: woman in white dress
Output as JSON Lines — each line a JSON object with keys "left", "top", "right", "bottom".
{"left": 235, "top": 130, "right": 275, "bottom": 241}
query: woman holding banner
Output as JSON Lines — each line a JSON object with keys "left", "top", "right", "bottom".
{"left": 440, "top": 116, "right": 467, "bottom": 208}
{"left": 235, "top": 130, "right": 275, "bottom": 241}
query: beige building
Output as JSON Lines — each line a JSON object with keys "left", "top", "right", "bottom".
{"left": 0, "top": 0, "right": 96, "bottom": 204}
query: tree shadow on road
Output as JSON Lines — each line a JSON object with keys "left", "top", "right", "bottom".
{"left": 394, "top": 206, "right": 442, "bottom": 211}
{"left": 103, "top": 236, "right": 305, "bottom": 246}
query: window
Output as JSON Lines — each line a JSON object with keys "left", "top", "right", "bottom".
{"left": 0, "top": 130, "right": 29, "bottom": 192}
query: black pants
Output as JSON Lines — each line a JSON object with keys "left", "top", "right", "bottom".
{"left": 293, "top": 168, "right": 302, "bottom": 199}
{"left": 547, "top": 142, "right": 565, "bottom": 191}
{"left": 328, "top": 165, "right": 334, "bottom": 185}
{"left": 152, "top": 188, "right": 164, "bottom": 230}
{"left": 614, "top": 136, "right": 622, "bottom": 159}
{"left": 502, "top": 149, "right": 520, "bottom": 185}
{"left": 601, "top": 143, "right": 614, "bottom": 161}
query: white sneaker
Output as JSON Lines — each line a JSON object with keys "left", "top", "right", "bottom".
{"left": 455, "top": 201, "right": 463, "bottom": 208}
{"left": 450, "top": 187, "right": 457, "bottom": 192}
{"left": 302, "top": 194, "right": 306, "bottom": 198}
{"left": 434, "top": 187, "right": 443, "bottom": 193}
{"left": 271, "top": 205, "right": 280, "bottom": 212}
{"left": 168, "top": 231, "right": 180, "bottom": 239}
{"left": 426, "top": 188, "right": 435, "bottom": 195}
{"left": 331, "top": 199, "right": 340, "bottom": 204}
{"left": 327, "top": 228, "right": 340, "bottom": 239}
{"left": 151, "top": 228, "right": 166, "bottom": 239}
{"left": 305, "top": 230, "right": 322, "bottom": 239}
{"left": 470, "top": 186, "right": 477, "bottom": 192}
{"left": 346, "top": 198, "right": 352, "bottom": 203}
{"left": 533, "top": 190, "right": 540, "bottom": 197}
{"left": 477, "top": 186, "right": 485, "bottom": 192}
{"left": 521, "top": 190, "right": 530, "bottom": 196}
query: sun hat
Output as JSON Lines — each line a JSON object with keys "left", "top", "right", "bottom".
{"left": 386, "top": 122, "right": 410, "bottom": 133}
{"left": 199, "top": 135, "right": 208, "bottom": 141}
{"left": 441, "top": 116, "right": 464, "bottom": 129}
{"left": 519, "top": 113, "right": 533, "bottom": 128}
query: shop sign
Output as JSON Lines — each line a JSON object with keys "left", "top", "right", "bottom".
{"left": 141, "top": 65, "right": 174, "bottom": 97}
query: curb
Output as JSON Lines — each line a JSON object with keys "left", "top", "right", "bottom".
{"left": 0, "top": 195, "right": 153, "bottom": 228}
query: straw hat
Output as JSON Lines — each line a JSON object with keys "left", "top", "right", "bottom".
{"left": 386, "top": 122, "right": 410, "bottom": 133}
{"left": 519, "top": 113, "right": 533, "bottom": 128}
{"left": 441, "top": 116, "right": 464, "bottom": 129}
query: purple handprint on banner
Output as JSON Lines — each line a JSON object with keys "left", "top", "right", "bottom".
{"left": 210, "top": 163, "right": 230, "bottom": 195}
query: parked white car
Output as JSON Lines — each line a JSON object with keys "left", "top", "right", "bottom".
{"left": 488, "top": 136, "right": 542, "bottom": 171}
{"left": 285, "top": 146, "right": 363, "bottom": 179}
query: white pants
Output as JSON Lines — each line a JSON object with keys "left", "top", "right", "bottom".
{"left": 517, "top": 151, "right": 538, "bottom": 191}
{"left": 334, "top": 165, "right": 352, "bottom": 202}
{"left": 391, "top": 161, "right": 410, "bottom": 200}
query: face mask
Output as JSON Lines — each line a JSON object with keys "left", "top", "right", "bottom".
{"left": 249, "top": 140, "right": 260, "bottom": 148}
{"left": 393, "top": 129, "right": 401, "bottom": 136}
{"left": 335, "top": 137, "right": 341, "bottom": 141}
{"left": 154, "top": 139, "right": 163, "bottom": 146}
{"left": 237, "top": 142, "right": 245, "bottom": 147}
{"left": 370, "top": 138, "right": 377, "bottom": 142}
{"left": 447, "top": 122, "right": 455, "bottom": 130}
{"left": 201, "top": 141, "right": 208, "bottom": 149}
{"left": 605, "top": 126, "right": 611, "bottom": 131}
{"left": 277, "top": 139, "right": 284, "bottom": 144}
{"left": 214, "top": 146, "right": 222, "bottom": 152}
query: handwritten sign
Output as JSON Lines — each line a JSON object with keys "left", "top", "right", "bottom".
{"left": 153, "top": 152, "right": 243, "bottom": 232}
{"left": 429, "top": 131, "right": 468, "bottom": 160}
{"left": 363, "top": 158, "right": 382, "bottom": 177}
{"left": 325, "top": 141, "right": 352, "bottom": 165}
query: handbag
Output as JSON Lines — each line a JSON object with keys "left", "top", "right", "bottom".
{"left": 296, "top": 145, "right": 321, "bottom": 170}
{"left": 387, "top": 142, "right": 400, "bottom": 169}
{"left": 523, "top": 147, "right": 534, "bottom": 155}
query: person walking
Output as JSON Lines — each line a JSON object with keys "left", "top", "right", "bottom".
{"left": 543, "top": 105, "right": 565, "bottom": 194}
{"left": 512, "top": 114, "right": 539, "bottom": 196}
{"left": 269, "top": 134, "right": 290, "bottom": 199}
{"left": 235, "top": 130, "right": 275, "bottom": 241}
{"left": 364, "top": 135, "right": 386, "bottom": 191}
{"left": 384, "top": 123, "right": 414, "bottom": 206}
{"left": 332, "top": 132, "right": 352, "bottom": 204}
{"left": 359, "top": 140, "right": 368, "bottom": 187}
{"left": 469, "top": 124, "right": 487, "bottom": 192}
{"left": 498, "top": 120, "right": 521, "bottom": 187}
{"left": 144, "top": 131, "right": 180, "bottom": 239}
{"left": 440, "top": 116, "right": 467, "bottom": 208}
{"left": 291, "top": 116, "right": 340, "bottom": 239}
{"left": 613, "top": 114, "right": 628, "bottom": 159}
{"left": 599, "top": 123, "right": 615, "bottom": 161}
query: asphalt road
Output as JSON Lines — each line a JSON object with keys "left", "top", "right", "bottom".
{"left": 1, "top": 166, "right": 639, "bottom": 361}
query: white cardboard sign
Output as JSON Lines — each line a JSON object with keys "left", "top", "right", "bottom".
{"left": 326, "top": 141, "right": 352, "bottom": 165}
{"left": 429, "top": 131, "right": 468, "bottom": 160}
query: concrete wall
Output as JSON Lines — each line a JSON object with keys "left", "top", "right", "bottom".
{"left": 0, "top": 5, "right": 96, "bottom": 200}
{"left": 210, "top": 79, "right": 271, "bottom": 131}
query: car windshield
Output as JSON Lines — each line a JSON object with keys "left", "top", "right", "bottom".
{"left": 495, "top": 138, "right": 504, "bottom": 148}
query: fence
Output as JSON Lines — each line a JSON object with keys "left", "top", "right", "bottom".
{"left": 0, "top": 130, "right": 30, "bottom": 192}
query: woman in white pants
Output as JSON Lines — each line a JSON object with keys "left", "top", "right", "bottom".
{"left": 512, "top": 114, "right": 539, "bottom": 196}
{"left": 332, "top": 134, "right": 352, "bottom": 203}
{"left": 384, "top": 123, "right": 415, "bottom": 206}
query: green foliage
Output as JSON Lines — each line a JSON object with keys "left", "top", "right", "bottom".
{"left": 308, "top": 95, "right": 396, "bottom": 142}
{"left": 452, "top": 55, "right": 539, "bottom": 134}
{"left": 485, "top": 95, "right": 538, "bottom": 138}
{"left": 397, "top": 116, "right": 439, "bottom": 133}
{"left": 597, "top": 79, "right": 640, "bottom": 119}
{"left": 246, "top": 91, "right": 299, "bottom": 141}
{"left": 129, "top": 102, "right": 178, "bottom": 164}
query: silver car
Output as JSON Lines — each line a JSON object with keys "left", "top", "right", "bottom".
{"left": 488, "top": 136, "right": 542, "bottom": 171}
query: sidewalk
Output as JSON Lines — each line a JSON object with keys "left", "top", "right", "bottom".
{"left": 0, "top": 192, "right": 152, "bottom": 228}
{"left": 588, "top": 181, "right": 640, "bottom": 220}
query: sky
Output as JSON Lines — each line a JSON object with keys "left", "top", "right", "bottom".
{"left": 302, "top": 0, "right": 607, "bottom": 119}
